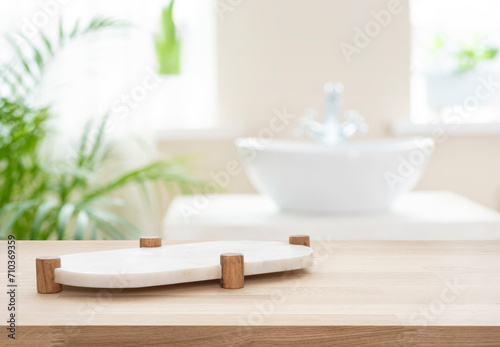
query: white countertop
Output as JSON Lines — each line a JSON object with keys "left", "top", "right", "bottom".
{"left": 163, "top": 191, "right": 500, "bottom": 240}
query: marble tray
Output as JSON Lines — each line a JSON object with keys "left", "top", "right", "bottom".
{"left": 52, "top": 240, "right": 313, "bottom": 289}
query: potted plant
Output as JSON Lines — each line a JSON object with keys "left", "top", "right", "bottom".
{"left": 424, "top": 34, "right": 499, "bottom": 109}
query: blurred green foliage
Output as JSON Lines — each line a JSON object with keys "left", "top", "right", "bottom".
{"left": 430, "top": 34, "right": 498, "bottom": 73}
{"left": 155, "top": 0, "right": 181, "bottom": 75}
{"left": 0, "top": 17, "right": 201, "bottom": 240}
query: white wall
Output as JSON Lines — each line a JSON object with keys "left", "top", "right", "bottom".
{"left": 218, "top": 0, "right": 409, "bottom": 138}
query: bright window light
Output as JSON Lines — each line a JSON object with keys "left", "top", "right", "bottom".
{"left": 0, "top": 0, "right": 217, "bottom": 137}
{"left": 410, "top": 0, "right": 500, "bottom": 124}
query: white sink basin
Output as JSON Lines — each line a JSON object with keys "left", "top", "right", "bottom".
{"left": 236, "top": 137, "right": 435, "bottom": 213}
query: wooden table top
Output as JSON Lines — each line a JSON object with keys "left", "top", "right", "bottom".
{"left": 2, "top": 240, "right": 500, "bottom": 346}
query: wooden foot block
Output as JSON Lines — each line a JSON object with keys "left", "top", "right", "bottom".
{"left": 36, "top": 256, "right": 62, "bottom": 294}
{"left": 220, "top": 253, "right": 244, "bottom": 289}
{"left": 289, "top": 234, "right": 310, "bottom": 247}
{"left": 140, "top": 237, "right": 162, "bottom": 248}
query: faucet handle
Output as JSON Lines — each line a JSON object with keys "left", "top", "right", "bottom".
{"left": 295, "top": 109, "right": 326, "bottom": 139}
{"left": 343, "top": 110, "right": 369, "bottom": 136}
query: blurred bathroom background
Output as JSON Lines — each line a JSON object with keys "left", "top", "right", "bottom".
{"left": 2, "top": 0, "right": 500, "bottom": 238}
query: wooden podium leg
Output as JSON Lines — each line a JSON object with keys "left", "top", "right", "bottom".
{"left": 220, "top": 253, "right": 244, "bottom": 289}
{"left": 140, "top": 237, "right": 162, "bottom": 248}
{"left": 36, "top": 256, "right": 62, "bottom": 294}
{"left": 289, "top": 234, "right": 310, "bottom": 247}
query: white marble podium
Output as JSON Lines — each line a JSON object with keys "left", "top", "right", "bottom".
{"left": 163, "top": 191, "right": 500, "bottom": 240}
{"left": 50, "top": 241, "right": 313, "bottom": 289}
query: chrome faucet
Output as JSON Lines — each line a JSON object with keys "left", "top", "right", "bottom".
{"left": 297, "top": 82, "right": 368, "bottom": 146}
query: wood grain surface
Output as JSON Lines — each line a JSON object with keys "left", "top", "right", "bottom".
{"left": 139, "top": 236, "right": 162, "bottom": 248}
{"left": 220, "top": 252, "right": 244, "bottom": 289}
{"left": 35, "top": 256, "right": 62, "bottom": 294}
{"left": 2, "top": 240, "right": 500, "bottom": 346}
{"left": 289, "top": 235, "right": 311, "bottom": 247}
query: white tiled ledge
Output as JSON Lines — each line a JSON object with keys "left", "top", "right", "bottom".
{"left": 155, "top": 123, "right": 245, "bottom": 141}
{"left": 163, "top": 191, "right": 500, "bottom": 241}
{"left": 155, "top": 120, "right": 500, "bottom": 140}
{"left": 392, "top": 120, "right": 500, "bottom": 136}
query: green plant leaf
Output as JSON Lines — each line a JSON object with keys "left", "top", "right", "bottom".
{"left": 0, "top": 200, "right": 38, "bottom": 238}
{"left": 86, "top": 208, "right": 139, "bottom": 240}
{"left": 69, "top": 18, "right": 81, "bottom": 38}
{"left": 74, "top": 210, "right": 89, "bottom": 240}
{"left": 56, "top": 203, "right": 76, "bottom": 240}
{"left": 81, "top": 160, "right": 199, "bottom": 203}
{"left": 58, "top": 17, "right": 64, "bottom": 48}
{"left": 83, "top": 17, "right": 130, "bottom": 35}
{"left": 90, "top": 223, "right": 98, "bottom": 240}
{"left": 481, "top": 48, "right": 498, "bottom": 60}
{"left": 0, "top": 66, "right": 21, "bottom": 99}
{"left": 30, "top": 200, "right": 58, "bottom": 239}
{"left": 39, "top": 32, "right": 53, "bottom": 57}
{"left": 155, "top": 0, "right": 181, "bottom": 75}
{"left": 89, "top": 218, "right": 123, "bottom": 240}
{"left": 77, "top": 121, "right": 92, "bottom": 167}
{"left": 86, "top": 114, "right": 109, "bottom": 169}
{"left": 4, "top": 34, "right": 36, "bottom": 80}
{"left": 19, "top": 34, "right": 44, "bottom": 70}
{"left": 0, "top": 201, "right": 23, "bottom": 219}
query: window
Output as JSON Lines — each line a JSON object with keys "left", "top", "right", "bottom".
{"left": 410, "top": 0, "right": 500, "bottom": 125}
{"left": 0, "top": 0, "right": 216, "bottom": 137}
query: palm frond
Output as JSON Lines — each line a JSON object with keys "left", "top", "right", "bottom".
{"left": 85, "top": 114, "right": 109, "bottom": 170}
{"left": 0, "top": 66, "right": 20, "bottom": 98}
{"left": 18, "top": 33, "right": 44, "bottom": 70}
{"left": 1, "top": 16, "right": 129, "bottom": 101}
{"left": 85, "top": 208, "right": 140, "bottom": 240}
{"left": 81, "top": 160, "right": 202, "bottom": 204}
{"left": 0, "top": 200, "right": 38, "bottom": 238}
{"left": 39, "top": 32, "right": 53, "bottom": 57}
{"left": 30, "top": 200, "right": 58, "bottom": 239}
{"left": 58, "top": 17, "right": 64, "bottom": 48}
{"left": 74, "top": 210, "right": 89, "bottom": 240}
{"left": 84, "top": 17, "right": 130, "bottom": 34}
{"left": 56, "top": 203, "right": 76, "bottom": 240}
{"left": 4, "top": 34, "right": 37, "bottom": 81}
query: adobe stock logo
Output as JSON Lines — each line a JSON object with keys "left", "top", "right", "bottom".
{"left": 340, "top": 0, "right": 403, "bottom": 63}
{"left": 21, "top": 0, "right": 70, "bottom": 38}
{"left": 216, "top": 0, "right": 244, "bottom": 21}
{"left": 384, "top": 137, "right": 435, "bottom": 192}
